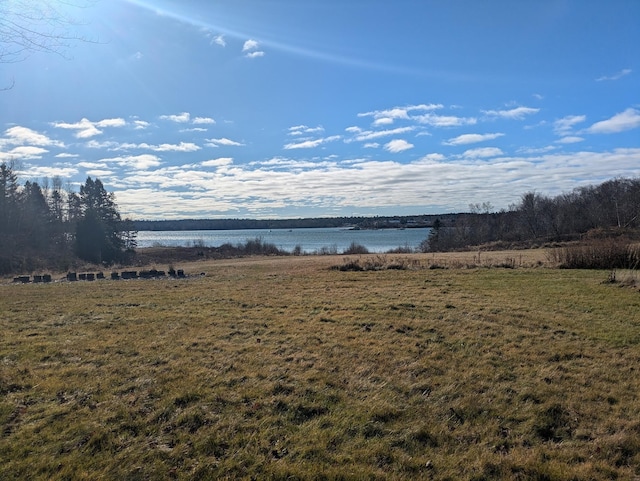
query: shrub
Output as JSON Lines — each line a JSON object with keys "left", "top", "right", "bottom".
{"left": 551, "top": 239, "right": 640, "bottom": 269}
{"left": 238, "top": 237, "right": 286, "bottom": 256}
{"left": 335, "top": 260, "right": 364, "bottom": 271}
{"left": 387, "top": 244, "right": 415, "bottom": 254}
{"left": 343, "top": 242, "right": 369, "bottom": 255}
{"left": 315, "top": 245, "right": 338, "bottom": 255}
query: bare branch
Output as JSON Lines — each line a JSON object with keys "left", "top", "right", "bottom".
{"left": 0, "top": 0, "right": 96, "bottom": 64}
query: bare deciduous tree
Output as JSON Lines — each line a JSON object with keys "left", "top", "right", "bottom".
{"left": 1, "top": 1, "right": 94, "bottom": 88}
{"left": 0, "top": 1, "right": 93, "bottom": 62}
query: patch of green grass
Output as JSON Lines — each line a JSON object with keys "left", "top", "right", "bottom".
{"left": 1, "top": 257, "right": 639, "bottom": 479}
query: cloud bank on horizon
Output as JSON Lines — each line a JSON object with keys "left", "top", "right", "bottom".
{"left": 1, "top": 0, "right": 638, "bottom": 219}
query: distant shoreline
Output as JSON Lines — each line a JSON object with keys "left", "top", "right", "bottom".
{"left": 132, "top": 214, "right": 456, "bottom": 232}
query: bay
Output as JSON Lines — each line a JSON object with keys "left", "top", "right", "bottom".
{"left": 136, "top": 227, "right": 432, "bottom": 254}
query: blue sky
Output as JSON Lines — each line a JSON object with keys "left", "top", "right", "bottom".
{"left": 1, "top": 0, "right": 639, "bottom": 220}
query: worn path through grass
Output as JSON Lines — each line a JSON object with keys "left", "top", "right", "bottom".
{"left": 1, "top": 256, "right": 639, "bottom": 480}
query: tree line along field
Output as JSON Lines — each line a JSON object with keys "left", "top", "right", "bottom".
{"left": 1, "top": 253, "right": 639, "bottom": 480}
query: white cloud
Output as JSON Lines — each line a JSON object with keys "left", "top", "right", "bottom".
{"left": 517, "top": 146, "right": 557, "bottom": 154}
{"left": 78, "top": 161, "right": 105, "bottom": 169}
{"left": 444, "top": 132, "right": 504, "bottom": 146}
{"left": 55, "top": 153, "right": 79, "bottom": 158}
{"left": 65, "top": 120, "right": 101, "bottom": 138}
{"left": 213, "top": 35, "right": 226, "bottom": 47}
{"left": 412, "top": 103, "right": 444, "bottom": 112}
{"left": 201, "top": 157, "right": 233, "bottom": 167}
{"left": 554, "top": 115, "right": 586, "bottom": 135}
{"left": 596, "top": 68, "right": 632, "bottom": 82}
{"left": 482, "top": 106, "right": 540, "bottom": 120}
{"left": 243, "top": 39, "right": 259, "bottom": 51}
{"left": 586, "top": 108, "right": 640, "bottom": 134}
{"left": 96, "top": 141, "right": 201, "bottom": 152}
{"left": 462, "top": 147, "right": 504, "bottom": 158}
{"left": 160, "top": 112, "right": 191, "bottom": 123}
{"left": 85, "top": 140, "right": 121, "bottom": 149}
{"left": 97, "top": 118, "right": 126, "bottom": 128}
{"left": 133, "top": 120, "right": 150, "bottom": 130}
{"left": 193, "top": 117, "right": 215, "bottom": 125}
{"left": 364, "top": 143, "right": 380, "bottom": 149}
{"left": 414, "top": 113, "right": 477, "bottom": 127}
{"left": 52, "top": 117, "right": 126, "bottom": 138}
{"left": 345, "top": 126, "right": 362, "bottom": 134}
{"left": 251, "top": 157, "right": 337, "bottom": 170}
{"left": 380, "top": 108, "right": 412, "bottom": 119}
{"left": 0, "top": 146, "right": 48, "bottom": 161}
{"left": 3, "top": 126, "right": 65, "bottom": 147}
{"left": 17, "top": 165, "right": 79, "bottom": 178}
{"left": 373, "top": 117, "right": 395, "bottom": 126}
{"left": 353, "top": 126, "right": 415, "bottom": 142}
{"left": 242, "top": 39, "right": 264, "bottom": 57}
{"left": 153, "top": 142, "right": 201, "bottom": 152}
{"left": 206, "top": 137, "right": 245, "bottom": 147}
{"left": 384, "top": 139, "right": 414, "bottom": 153}
{"left": 284, "top": 135, "right": 340, "bottom": 150}
{"left": 85, "top": 169, "right": 114, "bottom": 177}
{"left": 362, "top": 108, "right": 410, "bottom": 123}
{"left": 181, "top": 127, "right": 208, "bottom": 133}
{"left": 101, "top": 154, "right": 162, "bottom": 170}
{"left": 555, "top": 136, "right": 584, "bottom": 144}
{"left": 358, "top": 104, "right": 443, "bottom": 126}
{"left": 359, "top": 104, "right": 442, "bottom": 119}
{"left": 288, "top": 125, "right": 325, "bottom": 136}
{"left": 419, "top": 153, "right": 446, "bottom": 163}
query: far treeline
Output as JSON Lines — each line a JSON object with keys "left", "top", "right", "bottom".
{"left": 1, "top": 157, "right": 639, "bottom": 274}
{"left": 423, "top": 176, "right": 640, "bottom": 252}
{"left": 133, "top": 215, "right": 449, "bottom": 231}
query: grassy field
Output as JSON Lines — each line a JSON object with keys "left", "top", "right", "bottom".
{"left": 1, "top": 253, "right": 639, "bottom": 480}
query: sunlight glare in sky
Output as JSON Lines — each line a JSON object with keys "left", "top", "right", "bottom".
{"left": 1, "top": 0, "right": 638, "bottom": 219}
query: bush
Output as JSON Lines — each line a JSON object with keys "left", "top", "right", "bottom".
{"left": 315, "top": 245, "right": 338, "bottom": 255}
{"left": 386, "top": 243, "right": 415, "bottom": 254}
{"left": 238, "top": 237, "right": 286, "bottom": 256}
{"left": 343, "top": 242, "right": 369, "bottom": 255}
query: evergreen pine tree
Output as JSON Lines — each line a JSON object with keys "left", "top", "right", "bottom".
{"left": 75, "top": 177, "right": 128, "bottom": 264}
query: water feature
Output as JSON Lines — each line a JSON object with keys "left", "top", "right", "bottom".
{"left": 135, "top": 227, "right": 432, "bottom": 254}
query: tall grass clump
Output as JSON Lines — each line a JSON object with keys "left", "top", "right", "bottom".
{"left": 333, "top": 255, "right": 419, "bottom": 271}
{"left": 551, "top": 238, "right": 640, "bottom": 269}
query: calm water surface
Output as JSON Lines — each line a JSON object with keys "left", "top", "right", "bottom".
{"left": 136, "top": 227, "right": 432, "bottom": 253}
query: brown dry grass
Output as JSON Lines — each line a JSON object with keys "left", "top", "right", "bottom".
{"left": 1, "top": 253, "right": 639, "bottom": 480}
